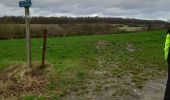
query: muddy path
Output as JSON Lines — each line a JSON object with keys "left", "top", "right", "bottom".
{"left": 62, "top": 41, "right": 167, "bottom": 100}
{"left": 139, "top": 78, "right": 166, "bottom": 100}
{"left": 62, "top": 77, "right": 167, "bottom": 100}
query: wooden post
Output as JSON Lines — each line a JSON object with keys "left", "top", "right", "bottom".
{"left": 42, "top": 30, "right": 47, "bottom": 66}
{"left": 25, "top": 7, "right": 32, "bottom": 68}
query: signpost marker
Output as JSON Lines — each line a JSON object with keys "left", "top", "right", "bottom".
{"left": 19, "top": 0, "right": 32, "bottom": 68}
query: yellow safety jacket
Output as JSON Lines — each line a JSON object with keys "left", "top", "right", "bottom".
{"left": 164, "top": 34, "right": 170, "bottom": 61}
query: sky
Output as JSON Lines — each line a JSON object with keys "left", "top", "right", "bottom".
{"left": 0, "top": 0, "right": 170, "bottom": 21}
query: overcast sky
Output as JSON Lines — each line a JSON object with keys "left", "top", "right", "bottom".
{"left": 0, "top": 0, "right": 170, "bottom": 20}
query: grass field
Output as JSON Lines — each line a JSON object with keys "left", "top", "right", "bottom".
{"left": 0, "top": 30, "right": 168, "bottom": 99}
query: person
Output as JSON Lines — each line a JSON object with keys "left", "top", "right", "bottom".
{"left": 164, "top": 29, "right": 170, "bottom": 100}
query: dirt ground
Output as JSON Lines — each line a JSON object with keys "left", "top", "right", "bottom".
{"left": 0, "top": 63, "right": 167, "bottom": 100}
{"left": 0, "top": 64, "right": 49, "bottom": 99}
{"left": 61, "top": 77, "right": 167, "bottom": 100}
{"left": 139, "top": 78, "right": 166, "bottom": 100}
{"left": 61, "top": 40, "right": 167, "bottom": 100}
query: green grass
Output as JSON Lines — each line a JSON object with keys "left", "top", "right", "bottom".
{"left": 0, "top": 30, "right": 168, "bottom": 97}
{"left": 0, "top": 30, "right": 166, "bottom": 67}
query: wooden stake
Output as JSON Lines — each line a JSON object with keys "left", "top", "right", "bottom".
{"left": 42, "top": 30, "right": 47, "bottom": 66}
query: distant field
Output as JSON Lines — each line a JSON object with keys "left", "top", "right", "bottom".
{"left": 118, "top": 25, "right": 146, "bottom": 31}
{"left": 0, "top": 30, "right": 167, "bottom": 99}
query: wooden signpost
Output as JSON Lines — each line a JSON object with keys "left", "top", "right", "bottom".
{"left": 19, "top": 0, "right": 32, "bottom": 68}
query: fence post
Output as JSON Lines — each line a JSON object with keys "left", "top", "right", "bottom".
{"left": 42, "top": 30, "right": 47, "bottom": 66}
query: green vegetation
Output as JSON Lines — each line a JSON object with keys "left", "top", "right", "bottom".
{"left": 0, "top": 30, "right": 167, "bottom": 98}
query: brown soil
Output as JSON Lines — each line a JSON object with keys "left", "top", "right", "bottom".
{"left": 0, "top": 63, "right": 50, "bottom": 99}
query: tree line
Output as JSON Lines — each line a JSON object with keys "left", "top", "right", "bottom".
{"left": 0, "top": 16, "right": 168, "bottom": 25}
{"left": 0, "top": 16, "right": 169, "bottom": 40}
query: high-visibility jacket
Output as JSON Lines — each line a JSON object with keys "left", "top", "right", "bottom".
{"left": 164, "top": 34, "right": 170, "bottom": 61}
